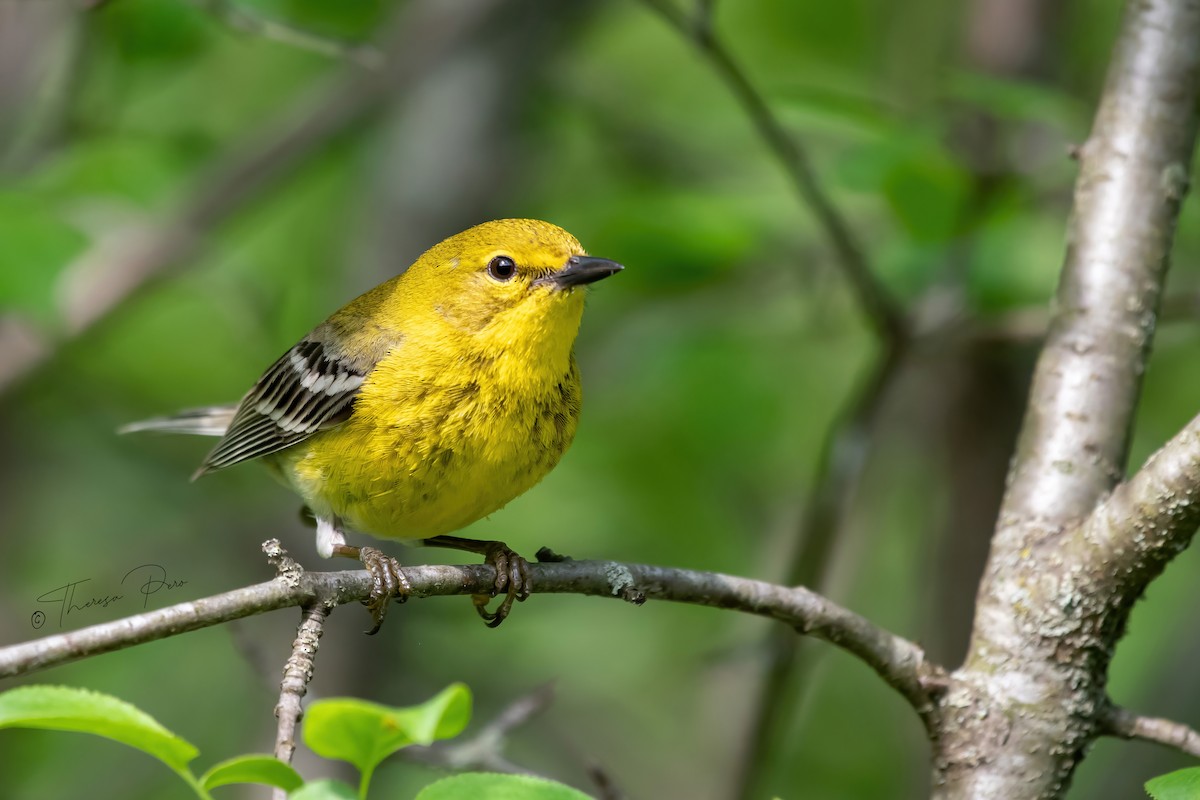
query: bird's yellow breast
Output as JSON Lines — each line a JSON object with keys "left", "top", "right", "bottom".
{"left": 271, "top": 311, "right": 584, "bottom": 540}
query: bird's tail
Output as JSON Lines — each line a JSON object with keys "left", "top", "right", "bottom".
{"left": 119, "top": 405, "right": 237, "bottom": 437}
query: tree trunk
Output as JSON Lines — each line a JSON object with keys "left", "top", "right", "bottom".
{"left": 932, "top": 0, "right": 1200, "bottom": 796}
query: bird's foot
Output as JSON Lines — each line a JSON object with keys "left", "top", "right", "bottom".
{"left": 472, "top": 541, "right": 532, "bottom": 628}
{"left": 419, "top": 535, "right": 532, "bottom": 628}
{"left": 335, "top": 544, "right": 410, "bottom": 634}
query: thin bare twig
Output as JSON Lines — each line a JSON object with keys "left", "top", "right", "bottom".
{"left": 1101, "top": 704, "right": 1200, "bottom": 758}
{"left": 584, "top": 761, "right": 626, "bottom": 800}
{"left": 188, "top": 0, "right": 384, "bottom": 69}
{"left": 967, "top": 289, "right": 1200, "bottom": 347}
{"left": 0, "top": 315, "right": 49, "bottom": 392}
{"left": 733, "top": 341, "right": 905, "bottom": 798}
{"left": 627, "top": 15, "right": 914, "bottom": 777}
{"left": 406, "top": 683, "right": 556, "bottom": 775}
{"left": 475, "top": 684, "right": 556, "bottom": 750}
{"left": 630, "top": 7, "right": 912, "bottom": 777}
{"left": 640, "top": 0, "right": 905, "bottom": 341}
{"left": 268, "top": 540, "right": 325, "bottom": 791}
{"left": 0, "top": 542, "right": 945, "bottom": 727}
{"left": 1160, "top": 288, "right": 1200, "bottom": 321}
{"left": 59, "top": 0, "right": 497, "bottom": 332}
{"left": 409, "top": 683, "right": 627, "bottom": 799}
{"left": 0, "top": 0, "right": 502, "bottom": 396}
{"left": 272, "top": 603, "right": 328, "bottom": 800}
{"left": 406, "top": 683, "right": 625, "bottom": 798}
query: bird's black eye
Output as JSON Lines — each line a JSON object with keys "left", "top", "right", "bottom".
{"left": 487, "top": 255, "right": 517, "bottom": 281}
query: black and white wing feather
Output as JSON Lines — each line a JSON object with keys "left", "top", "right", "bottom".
{"left": 195, "top": 332, "right": 370, "bottom": 477}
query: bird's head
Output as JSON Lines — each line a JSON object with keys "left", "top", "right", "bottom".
{"left": 400, "top": 219, "right": 622, "bottom": 361}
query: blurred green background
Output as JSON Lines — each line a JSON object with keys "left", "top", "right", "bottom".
{"left": 1, "top": 0, "right": 1198, "bottom": 798}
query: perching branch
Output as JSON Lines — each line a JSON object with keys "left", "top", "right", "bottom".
{"left": 1101, "top": 704, "right": 1200, "bottom": 758}
{"left": 640, "top": 0, "right": 906, "bottom": 341}
{"left": 922, "top": 288, "right": 1200, "bottom": 348}
{"left": 0, "top": 543, "right": 945, "bottom": 729}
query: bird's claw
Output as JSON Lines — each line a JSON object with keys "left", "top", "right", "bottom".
{"left": 358, "top": 545, "right": 410, "bottom": 635}
{"left": 472, "top": 542, "right": 531, "bottom": 628}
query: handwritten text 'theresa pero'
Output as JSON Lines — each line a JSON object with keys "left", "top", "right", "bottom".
{"left": 33, "top": 564, "right": 188, "bottom": 629}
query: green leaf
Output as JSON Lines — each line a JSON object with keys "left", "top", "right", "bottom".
{"left": 1147, "top": 767, "right": 1200, "bottom": 799}
{"left": 95, "top": 0, "right": 210, "bottom": 62}
{"left": 836, "top": 132, "right": 971, "bottom": 245}
{"left": 773, "top": 83, "right": 897, "bottom": 137}
{"left": 200, "top": 754, "right": 303, "bottom": 792}
{"left": 0, "top": 685, "right": 198, "bottom": 772}
{"left": 240, "top": 0, "right": 389, "bottom": 40}
{"left": 880, "top": 150, "right": 970, "bottom": 244}
{"left": 287, "top": 779, "right": 359, "bottom": 800}
{"left": 966, "top": 207, "right": 1063, "bottom": 312}
{"left": 415, "top": 773, "right": 595, "bottom": 800}
{"left": 32, "top": 137, "right": 201, "bottom": 207}
{"left": 946, "top": 71, "right": 1082, "bottom": 125}
{"left": 303, "top": 684, "right": 471, "bottom": 776}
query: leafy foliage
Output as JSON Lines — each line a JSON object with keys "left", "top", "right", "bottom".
{"left": 0, "top": 684, "right": 586, "bottom": 799}
{"left": 2, "top": 0, "right": 1195, "bottom": 798}
{"left": 1147, "top": 768, "right": 1200, "bottom": 800}
{"left": 415, "top": 773, "right": 594, "bottom": 800}
{"left": 0, "top": 685, "right": 198, "bottom": 773}
{"left": 200, "top": 754, "right": 305, "bottom": 793}
{"left": 305, "top": 684, "right": 472, "bottom": 797}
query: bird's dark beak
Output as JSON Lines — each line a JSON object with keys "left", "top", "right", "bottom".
{"left": 548, "top": 255, "right": 624, "bottom": 289}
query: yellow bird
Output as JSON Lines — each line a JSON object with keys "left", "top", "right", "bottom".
{"left": 124, "top": 219, "right": 622, "bottom": 631}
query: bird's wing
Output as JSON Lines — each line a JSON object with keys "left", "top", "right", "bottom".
{"left": 194, "top": 329, "right": 374, "bottom": 477}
